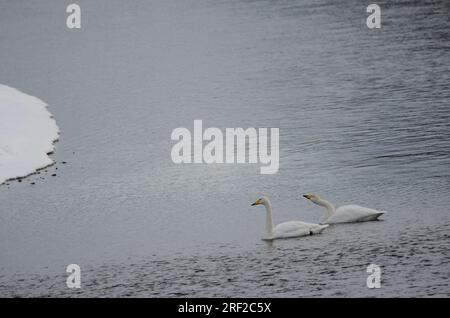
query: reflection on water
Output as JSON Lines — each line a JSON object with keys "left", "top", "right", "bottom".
{"left": 0, "top": 0, "right": 449, "bottom": 296}
{"left": 1, "top": 222, "right": 449, "bottom": 297}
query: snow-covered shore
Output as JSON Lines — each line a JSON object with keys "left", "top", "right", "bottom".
{"left": 0, "top": 84, "right": 59, "bottom": 184}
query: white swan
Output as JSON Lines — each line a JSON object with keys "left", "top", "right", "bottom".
{"left": 303, "top": 194, "right": 386, "bottom": 224}
{"left": 251, "top": 196, "right": 328, "bottom": 240}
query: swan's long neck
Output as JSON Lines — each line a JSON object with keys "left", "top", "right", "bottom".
{"left": 317, "top": 198, "right": 336, "bottom": 221}
{"left": 263, "top": 201, "right": 274, "bottom": 238}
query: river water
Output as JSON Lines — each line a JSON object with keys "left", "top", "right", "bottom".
{"left": 0, "top": 0, "right": 449, "bottom": 297}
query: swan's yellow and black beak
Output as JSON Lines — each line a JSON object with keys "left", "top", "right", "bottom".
{"left": 303, "top": 194, "right": 311, "bottom": 200}
{"left": 251, "top": 199, "right": 261, "bottom": 206}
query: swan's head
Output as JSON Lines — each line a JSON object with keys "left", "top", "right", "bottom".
{"left": 251, "top": 196, "right": 270, "bottom": 207}
{"left": 303, "top": 193, "right": 321, "bottom": 204}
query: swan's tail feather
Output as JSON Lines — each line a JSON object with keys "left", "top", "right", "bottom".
{"left": 312, "top": 224, "right": 329, "bottom": 234}
{"left": 378, "top": 211, "right": 386, "bottom": 217}
{"left": 372, "top": 211, "right": 386, "bottom": 221}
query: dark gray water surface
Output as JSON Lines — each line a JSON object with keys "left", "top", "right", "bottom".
{"left": 0, "top": 0, "right": 449, "bottom": 297}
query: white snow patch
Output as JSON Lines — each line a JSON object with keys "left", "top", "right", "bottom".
{"left": 0, "top": 84, "right": 60, "bottom": 184}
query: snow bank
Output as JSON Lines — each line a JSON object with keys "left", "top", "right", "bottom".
{"left": 0, "top": 84, "right": 59, "bottom": 184}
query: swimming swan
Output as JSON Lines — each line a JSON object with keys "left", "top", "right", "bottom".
{"left": 303, "top": 194, "right": 386, "bottom": 224}
{"left": 251, "top": 196, "right": 328, "bottom": 240}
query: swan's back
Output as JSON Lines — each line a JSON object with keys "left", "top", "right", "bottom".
{"left": 329, "top": 205, "right": 385, "bottom": 223}
{"left": 272, "top": 221, "right": 328, "bottom": 239}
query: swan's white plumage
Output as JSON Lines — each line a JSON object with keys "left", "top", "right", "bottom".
{"left": 303, "top": 194, "right": 385, "bottom": 224}
{"left": 270, "top": 221, "right": 328, "bottom": 239}
{"left": 251, "top": 196, "right": 328, "bottom": 240}
{"left": 326, "top": 205, "right": 385, "bottom": 224}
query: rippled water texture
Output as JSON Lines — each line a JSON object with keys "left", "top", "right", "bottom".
{"left": 0, "top": 0, "right": 449, "bottom": 297}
